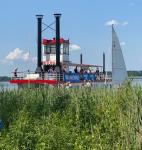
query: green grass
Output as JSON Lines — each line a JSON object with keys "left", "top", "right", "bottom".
{"left": 0, "top": 83, "right": 142, "bottom": 149}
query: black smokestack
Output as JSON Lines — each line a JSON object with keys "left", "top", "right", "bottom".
{"left": 54, "top": 14, "right": 61, "bottom": 73}
{"left": 80, "top": 53, "right": 83, "bottom": 65}
{"left": 103, "top": 52, "right": 106, "bottom": 75}
{"left": 36, "top": 15, "right": 43, "bottom": 73}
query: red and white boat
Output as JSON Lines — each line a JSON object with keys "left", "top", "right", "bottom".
{"left": 10, "top": 14, "right": 112, "bottom": 88}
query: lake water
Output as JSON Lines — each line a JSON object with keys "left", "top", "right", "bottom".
{"left": 132, "top": 78, "right": 142, "bottom": 86}
{"left": 0, "top": 77, "right": 142, "bottom": 90}
{"left": 0, "top": 82, "right": 18, "bottom": 90}
{"left": 0, "top": 78, "right": 142, "bottom": 90}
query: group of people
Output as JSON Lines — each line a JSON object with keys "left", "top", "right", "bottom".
{"left": 47, "top": 67, "right": 56, "bottom": 73}
{"left": 13, "top": 65, "right": 102, "bottom": 81}
{"left": 74, "top": 66, "right": 100, "bottom": 75}
{"left": 81, "top": 80, "right": 92, "bottom": 87}
{"left": 73, "top": 66, "right": 105, "bottom": 81}
{"left": 59, "top": 80, "right": 93, "bottom": 89}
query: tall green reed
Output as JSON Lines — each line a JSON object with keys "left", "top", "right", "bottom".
{"left": 0, "top": 84, "right": 141, "bottom": 149}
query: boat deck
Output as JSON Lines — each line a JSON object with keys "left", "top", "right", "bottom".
{"left": 10, "top": 72, "right": 111, "bottom": 86}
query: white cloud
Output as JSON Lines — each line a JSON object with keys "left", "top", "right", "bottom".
{"left": 5, "top": 48, "right": 31, "bottom": 62}
{"left": 70, "top": 44, "right": 81, "bottom": 52}
{"left": 6, "top": 48, "right": 23, "bottom": 60}
{"left": 105, "top": 20, "right": 119, "bottom": 26}
{"left": 120, "top": 42, "right": 126, "bottom": 46}
{"left": 122, "top": 21, "right": 128, "bottom": 26}
{"left": 22, "top": 52, "right": 30, "bottom": 61}
{"left": 0, "top": 59, "right": 13, "bottom": 65}
{"left": 32, "top": 57, "right": 37, "bottom": 63}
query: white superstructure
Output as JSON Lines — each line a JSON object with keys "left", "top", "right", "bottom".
{"left": 42, "top": 38, "right": 70, "bottom": 72}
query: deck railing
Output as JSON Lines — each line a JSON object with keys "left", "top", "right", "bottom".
{"left": 11, "top": 71, "right": 111, "bottom": 82}
{"left": 11, "top": 71, "right": 63, "bottom": 81}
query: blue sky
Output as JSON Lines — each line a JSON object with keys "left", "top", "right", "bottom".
{"left": 0, "top": 0, "right": 142, "bottom": 76}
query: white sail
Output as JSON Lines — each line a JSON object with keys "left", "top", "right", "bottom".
{"left": 112, "top": 25, "right": 128, "bottom": 85}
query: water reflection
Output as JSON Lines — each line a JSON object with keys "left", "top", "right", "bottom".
{"left": 0, "top": 82, "right": 18, "bottom": 90}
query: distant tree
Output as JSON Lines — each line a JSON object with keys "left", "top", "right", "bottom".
{"left": 0, "top": 76, "right": 11, "bottom": 82}
{"left": 103, "top": 71, "right": 142, "bottom": 77}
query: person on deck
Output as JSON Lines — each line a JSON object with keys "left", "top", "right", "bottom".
{"left": 96, "top": 67, "right": 99, "bottom": 76}
{"left": 62, "top": 66, "right": 66, "bottom": 73}
{"left": 14, "top": 68, "right": 18, "bottom": 78}
{"left": 80, "top": 68, "right": 84, "bottom": 80}
{"left": 96, "top": 67, "right": 100, "bottom": 80}
{"left": 74, "top": 66, "right": 78, "bottom": 73}
{"left": 48, "top": 67, "right": 54, "bottom": 73}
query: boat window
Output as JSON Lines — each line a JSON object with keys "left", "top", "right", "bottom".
{"left": 50, "top": 45, "right": 56, "bottom": 54}
{"left": 44, "top": 45, "right": 51, "bottom": 54}
{"left": 60, "top": 44, "right": 63, "bottom": 54}
{"left": 63, "top": 44, "right": 69, "bottom": 54}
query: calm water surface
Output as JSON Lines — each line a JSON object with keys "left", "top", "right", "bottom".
{"left": 0, "top": 82, "right": 18, "bottom": 90}
{"left": 132, "top": 78, "right": 142, "bottom": 86}
{"left": 0, "top": 78, "right": 142, "bottom": 90}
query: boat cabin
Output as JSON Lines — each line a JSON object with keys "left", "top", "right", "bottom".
{"left": 42, "top": 38, "right": 70, "bottom": 72}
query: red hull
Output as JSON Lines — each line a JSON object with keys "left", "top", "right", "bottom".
{"left": 10, "top": 79, "right": 58, "bottom": 85}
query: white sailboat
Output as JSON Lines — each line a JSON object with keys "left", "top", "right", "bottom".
{"left": 112, "top": 25, "right": 128, "bottom": 85}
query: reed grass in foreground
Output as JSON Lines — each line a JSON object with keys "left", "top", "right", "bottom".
{"left": 0, "top": 83, "right": 142, "bottom": 149}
